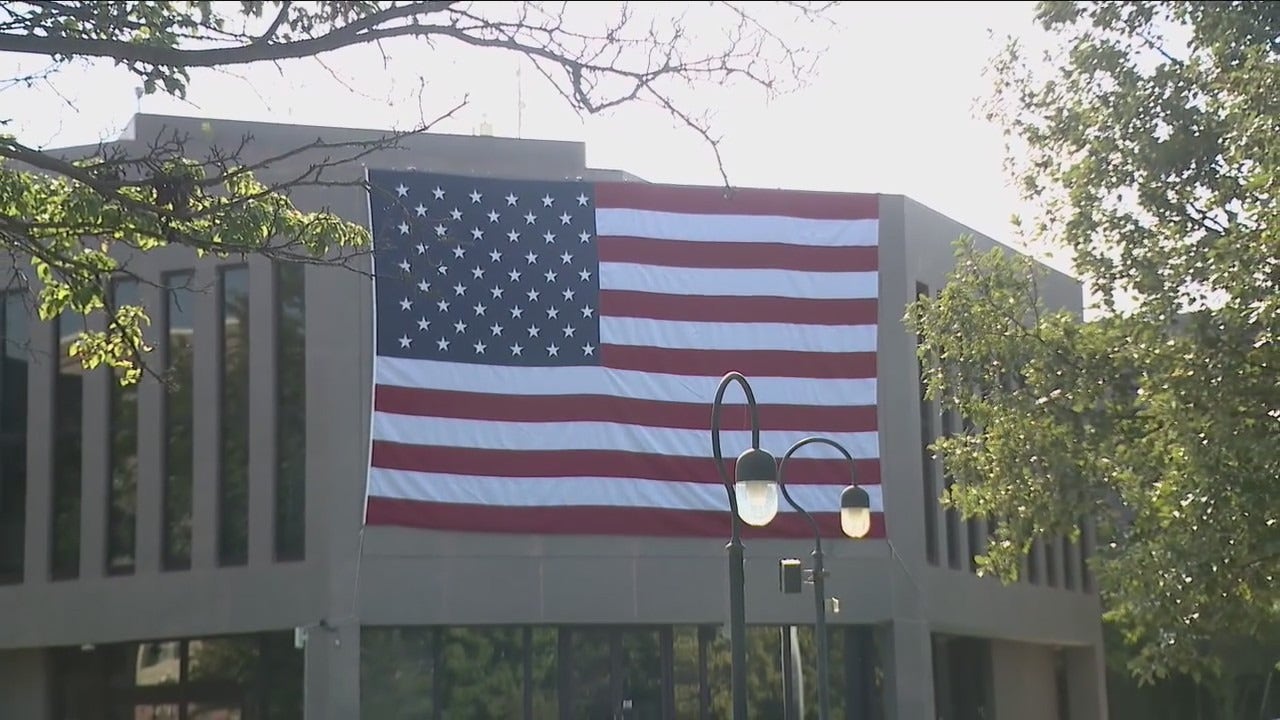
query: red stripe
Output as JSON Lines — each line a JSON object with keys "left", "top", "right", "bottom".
{"left": 375, "top": 386, "right": 878, "bottom": 433}
{"left": 371, "top": 443, "right": 883, "bottom": 486}
{"left": 598, "top": 236, "right": 879, "bottom": 272}
{"left": 366, "top": 497, "right": 886, "bottom": 540}
{"left": 593, "top": 183, "right": 879, "bottom": 221}
{"left": 601, "top": 345, "right": 876, "bottom": 380}
{"left": 599, "top": 290, "right": 878, "bottom": 326}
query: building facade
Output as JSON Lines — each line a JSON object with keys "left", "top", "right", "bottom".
{"left": 0, "top": 114, "right": 1107, "bottom": 719}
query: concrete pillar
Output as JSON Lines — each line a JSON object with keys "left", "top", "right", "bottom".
{"left": 878, "top": 619, "right": 936, "bottom": 720}
{"left": 1066, "top": 642, "right": 1109, "bottom": 720}
{"left": 0, "top": 648, "right": 50, "bottom": 719}
{"left": 303, "top": 622, "right": 362, "bottom": 719}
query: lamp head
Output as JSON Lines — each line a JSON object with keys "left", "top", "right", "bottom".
{"left": 734, "top": 447, "right": 778, "bottom": 527}
{"left": 840, "top": 485, "right": 872, "bottom": 539}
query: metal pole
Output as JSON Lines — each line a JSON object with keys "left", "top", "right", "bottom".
{"left": 779, "top": 436, "right": 860, "bottom": 720}
{"left": 711, "top": 372, "right": 764, "bottom": 720}
{"left": 812, "top": 539, "right": 831, "bottom": 720}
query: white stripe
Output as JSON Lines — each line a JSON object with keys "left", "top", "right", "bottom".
{"left": 600, "top": 263, "right": 878, "bottom": 300}
{"left": 372, "top": 413, "right": 881, "bottom": 460}
{"left": 600, "top": 317, "right": 877, "bottom": 353}
{"left": 596, "top": 208, "right": 879, "bottom": 248}
{"left": 369, "top": 468, "right": 884, "bottom": 513}
{"left": 375, "top": 356, "right": 878, "bottom": 407}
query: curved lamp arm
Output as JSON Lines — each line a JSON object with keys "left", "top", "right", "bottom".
{"left": 710, "top": 372, "right": 763, "bottom": 536}
{"left": 778, "top": 436, "right": 859, "bottom": 553}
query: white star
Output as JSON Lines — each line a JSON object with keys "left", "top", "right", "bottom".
{"left": 563, "top": 325, "right": 576, "bottom": 337}
{"left": 541, "top": 194, "right": 555, "bottom": 207}
{"left": 417, "top": 279, "right": 430, "bottom": 293}
{"left": 437, "top": 299, "right": 450, "bottom": 312}
{"left": 526, "top": 288, "right": 540, "bottom": 302}
{"left": 398, "top": 259, "right": 411, "bottom": 273}
{"left": 576, "top": 192, "right": 589, "bottom": 206}
{"left": 524, "top": 211, "right": 537, "bottom": 225}
{"left": 395, "top": 184, "right": 409, "bottom": 197}
{"left": 510, "top": 343, "right": 524, "bottom": 356}
{"left": 559, "top": 212, "right": 572, "bottom": 225}
{"left": 578, "top": 231, "right": 591, "bottom": 243}
{"left": 432, "top": 186, "right": 445, "bottom": 200}
{"left": 505, "top": 192, "right": 518, "bottom": 206}
{"left": 581, "top": 305, "right": 595, "bottom": 318}
{"left": 547, "top": 343, "right": 560, "bottom": 357}
{"left": 417, "top": 317, "right": 430, "bottom": 331}
{"left": 473, "top": 340, "right": 487, "bottom": 354}
{"left": 450, "top": 208, "right": 462, "bottom": 221}
{"left": 562, "top": 288, "right": 576, "bottom": 301}
{"left": 490, "top": 286, "right": 504, "bottom": 299}
{"left": 582, "top": 343, "right": 595, "bottom": 356}
{"left": 452, "top": 245, "right": 466, "bottom": 259}
{"left": 398, "top": 222, "right": 410, "bottom": 235}
{"left": 435, "top": 224, "right": 448, "bottom": 237}
{"left": 507, "top": 229, "right": 521, "bottom": 243}
{"left": 437, "top": 265, "right": 449, "bottom": 275}
{"left": 508, "top": 269, "right": 522, "bottom": 283}
{"left": 472, "top": 303, "right": 487, "bottom": 316}
{"left": 399, "top": 297, "right": 413, "bottom": 311}
{"left": 437, "top": 337, "right": 450, "bottom": 351}
{"left": 543, "top": 230, "right": 557, "bottom": 244}
{"left": 415, "top": 243, "right": 426, "bottom": 255}
{"left": 487, "top": 209, "right": 500, "bottom": 223}
{"left": 489, "top": 249, "right": 502, "bottom": 263}
{"left": 398, "top": 334, "right": 412, "bottom": 348}
{"left": 471, "top": 267, "right": 485, "bottom": 280}
{"left": 469, "top": 189, "right": 483, "bottom": 204}
{"left": 560, "top": 251, "right": 573, "bottom": 264}
{"left": 453, "top": 319, "right": 467, "bottom": 334}
{"left": 528, "top": 325, "right": 541, "bottom": 338}
{"left": 490, "top": 323, "right": 504, "bottom": 336}
{"left": 453, "top": 283, "right": 467, "bottom": 296}
{"left": 510, "top": 306, "right": 524, "bottom": 319}
{"left": 470, "top": 227, "right": 484, "bottom": 241}
{"left": 544, "top": 269, "right": 558, "bottom": 283}
{"left": 546, "top": 306, "right": 560, "bottom": 319}
{"left": 578, "top": 269, "right": 592, "bottom": 282}
{"left": 525, "top": 251, "right": 538, "bottom": 265}
{"left": 415, "top": 203, "right": 428, "bottom": 217}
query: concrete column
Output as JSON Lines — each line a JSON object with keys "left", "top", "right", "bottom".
{"left": 1066, "top": 642, "right": 1109, "bottom": 720}
{"left": 878, "top": 619, "right": 936, "bottom": 720}
{"left": 304, "top": 622, "right": 362, "bottom": 719}
{"left": 0, "top": 648, "right": 49, "bottom": 719}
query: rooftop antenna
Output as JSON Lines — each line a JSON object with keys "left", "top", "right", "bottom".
{"left": 516, "top": 63, "right": 525, "bottom": 138}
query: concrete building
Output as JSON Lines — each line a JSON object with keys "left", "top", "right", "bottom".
{"left": 0, "top": 113, "right": 1107, "bottom": 719}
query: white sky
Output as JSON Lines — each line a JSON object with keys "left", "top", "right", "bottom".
{"left": 2, "top": 0, "right": 1069, "bottom": 276}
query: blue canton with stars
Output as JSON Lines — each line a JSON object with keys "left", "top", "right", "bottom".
{"left": 369, "top": 169, "right": 602, "bottom": 367}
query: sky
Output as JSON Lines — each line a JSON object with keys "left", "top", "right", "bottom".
{"left": 1, "top": 1, "right": 1069, "bottom": 276}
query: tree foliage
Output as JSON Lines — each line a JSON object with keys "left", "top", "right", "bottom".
{"left": 906, "top": 0, "right": 1279, "bottom": 684}
{"left": 0, "top": 1, "right": 834, "bottom": 382}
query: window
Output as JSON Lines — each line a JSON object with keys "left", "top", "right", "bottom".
{"left": 915, "top": 283, "right": 941, "bottom": 566}
{"left": 219, "top": 265, "right": 250, "bottom": 566}
{"left": 0, "top": 292, "right": 29, "bottom": 583}
{"left": 107, "top": 279, "right": 140, "bottom": 575}
{"left": 50, "top": 310, "right": 85, "bottom": 580}
{"left": 275, "top": 262, "right": 306, "bottom": 561}
{"left": 162, "top": 271, "right": 196, "bottom": 571}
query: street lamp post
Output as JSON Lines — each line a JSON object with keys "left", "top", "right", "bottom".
{"left": 777, "top": 436, "right": 873, "bottom": 720}
{"left": 710, "top": 372, "right": 781, "bottom": 720}
{"left": 710, "top": 372, "right": 874, "bottom": 720}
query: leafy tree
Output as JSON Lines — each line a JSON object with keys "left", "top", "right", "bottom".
{"left": 0, "top": 1, "right": 834, "bottom": 382}
{"left": 905, "top": 0, "right": 1280, "bottom": 689}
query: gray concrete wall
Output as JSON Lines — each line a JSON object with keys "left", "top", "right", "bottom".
{"left": 991, "top": 640, "right": 1063, "bottom": 720}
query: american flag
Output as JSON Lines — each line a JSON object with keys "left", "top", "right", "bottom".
{"left": 363, "top": 169, "right": 884, "bottom": 539}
